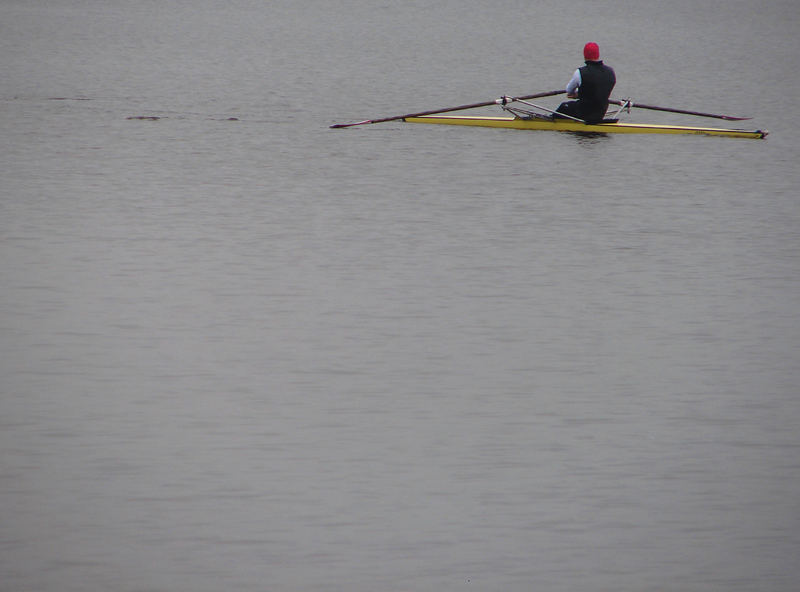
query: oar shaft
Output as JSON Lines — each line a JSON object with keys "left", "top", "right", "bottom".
{"left": 608, "top": 98, "right": 751, "bottom": 121}
{"left": 330, "top": 90, "right": 566, "bottom": 128}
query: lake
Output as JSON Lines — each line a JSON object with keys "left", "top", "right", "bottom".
{"left": 1, "top": 1, "right": 799, "bottom": 591}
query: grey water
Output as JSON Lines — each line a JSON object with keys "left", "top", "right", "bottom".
{"left": 2, "top": 1, "right": 799, "bottom": 591}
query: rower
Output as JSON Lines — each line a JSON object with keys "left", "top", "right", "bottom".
{"left": 554, "top": 42, "right": 616, "bottom": 124}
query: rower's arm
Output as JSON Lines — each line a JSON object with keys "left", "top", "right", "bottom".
{"left": 566, "top": 69, "right": 581, "bottom": 98}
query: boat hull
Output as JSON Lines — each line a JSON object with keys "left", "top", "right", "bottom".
{"left": 403, "top": 115, "right": 767, "bottom": 139}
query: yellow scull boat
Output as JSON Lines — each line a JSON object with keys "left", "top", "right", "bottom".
{"left": 404, "top": 115, "right": 767, "bottom": 139}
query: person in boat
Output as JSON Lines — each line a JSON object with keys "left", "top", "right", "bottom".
{"left": 554, "top": 42, "right": 616, "bottom": 124}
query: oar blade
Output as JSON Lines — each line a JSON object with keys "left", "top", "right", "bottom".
{"left": 709, "top": 114, "right": 752, "bottom": 121}
{"left": 329, "top": 120, "right": 372, "bottom": 128}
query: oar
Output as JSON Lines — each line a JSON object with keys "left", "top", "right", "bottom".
{"left": 330, "top": 90, "right": 566, "bottom": 128}
{"left": 608, "top": 98, "right": 751, "bottom": 121}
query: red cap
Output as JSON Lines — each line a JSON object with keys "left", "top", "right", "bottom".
{"left": 584, "top": 42, "right": 600, "bottom": 61}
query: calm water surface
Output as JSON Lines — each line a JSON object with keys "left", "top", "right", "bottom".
{"left": 2, "top": 1, "right": 799, "bottom": 591}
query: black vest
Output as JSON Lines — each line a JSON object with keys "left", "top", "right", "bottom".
{"left": 577, "top": 61, "right": 616, "bottom": 123}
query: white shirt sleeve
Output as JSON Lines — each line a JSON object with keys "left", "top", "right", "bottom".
{"left": 566, "top": 69, "right": 582, "bottom": 95}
